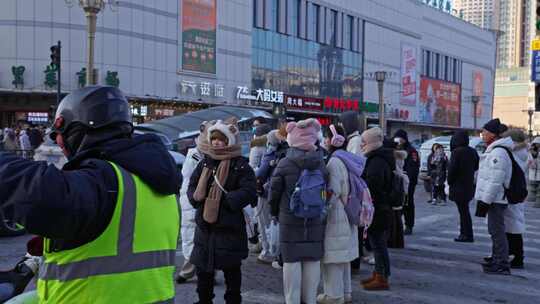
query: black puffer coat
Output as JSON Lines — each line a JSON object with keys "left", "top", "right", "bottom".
{"left": 364, "top": 147, "right": 395, "bottom": 232}
{"left": 268, "top": 148, "right": 328, "bottom": 263}
{"left": 188, "top": 156, "right": 257, "bottom": 271}
{"left": 448, "top": 131, "right": 479, "bottom": 203}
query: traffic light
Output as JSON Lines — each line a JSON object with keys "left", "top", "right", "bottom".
{"left": 50, "top": 44, "right": 61, "bottom": 69}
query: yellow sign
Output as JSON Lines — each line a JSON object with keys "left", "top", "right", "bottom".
{"left": 532, "top": 39, "right": 540, "bottom": 51}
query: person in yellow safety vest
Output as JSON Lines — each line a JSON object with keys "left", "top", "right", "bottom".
{"left": 0, "top": 86, "right": 181, "bottom": 303}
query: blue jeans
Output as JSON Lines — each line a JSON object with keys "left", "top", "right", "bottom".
{"left": 368, "top": 229, "right": 390, "bottom": 278}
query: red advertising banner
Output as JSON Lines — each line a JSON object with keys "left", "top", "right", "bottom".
{"left": 473, "top": 71, "right": 483, "bottom": 117}
{"left": 419, "top": 77, "right": 461, "bottom": 127}
{"left": 182, "top": 0, "right": 216, "bottom": 74}
{"left": 323, "top": 97, "right": 360, "bottom": 113}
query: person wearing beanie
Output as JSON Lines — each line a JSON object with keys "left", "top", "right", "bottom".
{"left": 317, "top": 125, "right": 363, "bottom": 304}
{"left": 499, "top": 129, "right": 528, "bottom": 269}
{"left": 474, "top": 118, "right": 514, "bottom": 275}
{"left": 387, "top": 141, "right": 408, "bottom": 249}
{"left": 188, "top": 119, "right": 257, "bottom": 303}
{"left": 448, "top": 130, "right": 479, "bottom": 243}
{"left": 268, "top": 118, "right": 328, "bottom": 304}
{"left": 392, "top": 129, "right": 420, "bottom": 235}
{"left": 359, "top": 127, "right": 394, "bottom": 290}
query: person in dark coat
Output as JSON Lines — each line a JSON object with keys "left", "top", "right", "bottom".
{"left": 448, "top": 130, "right": 479, "bottom": 243}
{"left": 360, "top": 127, "right": 394, "bottom": 291}
{"left": 268, "top": 118, "right": 328, "bottom": 304}
{"left": 188, "top": 119, "right": 257, "bottom": 304}
{"left": 0, "top": 86, "right": 181, "bottom": 302}
{"left": 427, "top": 143, "right": 448, "bottom": 205}
{"left": 393, "top": 129, "right": 420, "bottom": 235}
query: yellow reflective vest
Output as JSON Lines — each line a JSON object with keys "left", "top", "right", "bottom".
{"left": 37, "top": 162, "right": 179, "bottom": 303}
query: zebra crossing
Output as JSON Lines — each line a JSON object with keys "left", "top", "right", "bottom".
{"left": 173, "top": 195, "right": 540, "bottom": 303}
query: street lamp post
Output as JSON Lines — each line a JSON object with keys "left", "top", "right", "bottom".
{"left": 528, "top": 108, "right": 534, "bottom": 141}
{"left": 80, "top": 0, "right": 105, "bottom": 85}
{"left": 375, "top": 71, "right": 387, "bottom": 135}
{"left": 471, "top": 95, "right": 480, "bottom": 131}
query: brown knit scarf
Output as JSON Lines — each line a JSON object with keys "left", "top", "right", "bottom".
{"left": 193, "top": 141, "right": 242, "bottom": 224}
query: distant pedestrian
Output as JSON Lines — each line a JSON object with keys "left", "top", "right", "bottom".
{"left": 427, "top": 143, "right": 448, "bottom": 205}
{"left": 2, "top": 129, "right": 18, "bottom": 151}
{"left": 393, "top": 129, "right": 420, "bottom": 235}
{"left": 474, "top": 118, "right": 513, "bottom": 275}
{"left": 501, "top": 129, "right": 527, "bottom": 269}
{"left": 387, "top": 139, "right": 408, "bottom": 249}
{"left": 527, "top": 137, "right": 540, "bottom": 204}
{"left": 188, "top": 119, "right": 257, "bottom": 303}
{"left": 360, "top": 127, "right": 393, "bottom": 290}
{"left": 255, "top": 127, "right": 289, "bottom": 266}
{"left": 318, "top": 124, "right": 361, "bottom": 304}
{"left": 175, "top": 124, "right": 206, "bottom": 284}
{"left": 339, "top": 111, "right": 363, "bottom": 155}
{"left": 18, "top": 129, "right": 31, "bottom": 158}
{"left": 448, "top": 130, "right": 479, "bottom": 243}
{"left": 28, "top": 127, "right": 43, "bottom": 149}
{"left": 268, "top": 118, "right": 328, "bottom": 304}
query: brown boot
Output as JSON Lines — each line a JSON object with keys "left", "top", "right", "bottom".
{"left": 363, "top": 273, "right": 389, "bottom": 291}
{"left": 361, "top": 271, "right": 377, "bottom": 286}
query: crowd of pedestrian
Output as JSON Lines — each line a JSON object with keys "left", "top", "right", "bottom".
{"left": 0, "top": 125, "right": 45, "bottom": 158}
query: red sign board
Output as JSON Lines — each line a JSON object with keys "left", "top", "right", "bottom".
{"left": 323, "top": 97, "right": 359, "bottom": 113}
{"left": 285, "top": 95, "right": 324, "bottom": 111}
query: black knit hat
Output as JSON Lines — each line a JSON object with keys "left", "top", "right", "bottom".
{"left": 482, "top": 118, "right": 507, "bottom": 135}
{"left": 393, "top": 129, "right": 408, "bottom": 142}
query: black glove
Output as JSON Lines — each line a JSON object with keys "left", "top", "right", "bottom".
{"left": 475, "top": 200, "right": 490, "bottom": 218}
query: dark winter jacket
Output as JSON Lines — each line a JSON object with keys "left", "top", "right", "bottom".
{"left": 188, "top": 156, "right": 256, "bottom": 271}
{"left": 256, "top": 142, "right": 288, "bottom": 197}
{"left": 427, "top": 152, "right": 448, "bottom": 186}
{"left": 448, "top": 131, "right": 479, "bottom": 203}
{"left": 0, "top": 134, "right": 180, "bottom": 251}
{"left": 268, "top": 148, "right": 328, "bottom": 263}
{"left": 364, "top": 147, "right": 395, "bottom": 232}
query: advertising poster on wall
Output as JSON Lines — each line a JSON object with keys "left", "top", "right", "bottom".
{"left": 400, "top": 44, "right": 417, "bottom": 106}
{"left": 419, "top": 77, "right": 461, "bottom": 127}
{"left": 182, "top": 0, "right": 216, "bottom": 74}
{"left": 472, "top": 71, "right": 483, "bottom": 117}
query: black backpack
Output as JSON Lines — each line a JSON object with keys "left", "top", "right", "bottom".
{"left": 494, "top": 146, "right": 528, "bottom": 204}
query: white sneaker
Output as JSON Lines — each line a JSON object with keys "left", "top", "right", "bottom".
{"left": 271, "top": 261, "right": 282, "bottom": 269}
{"left": 316, "top": 294, "right": 344, "bottom": 304}
{"left": 367, "top": 257, "right": 375, "bottom": 265}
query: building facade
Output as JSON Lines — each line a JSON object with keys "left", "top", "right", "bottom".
{"left": 454, "top": 0, "right": 498, "bottom": 30}
{"left": 0, "top": 0, "right": 496, "bottom": 140}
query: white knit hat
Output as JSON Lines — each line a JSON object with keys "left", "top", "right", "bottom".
{"left": 207, "top": 119, "right": 240, "bottom": 146}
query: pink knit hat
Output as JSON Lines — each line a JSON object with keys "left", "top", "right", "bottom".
{"left": 329, "top": 124, "right": 345, "bottom": 148}
{"left": 286, "top": 118, "right": 322, "bottom": 151}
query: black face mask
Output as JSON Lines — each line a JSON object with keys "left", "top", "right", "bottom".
{"left": 62, "top": 124, "right": 88, "bottom": 159}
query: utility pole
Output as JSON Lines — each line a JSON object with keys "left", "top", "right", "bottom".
{"left": 471, "top": 95, "right": 480, "bottom": 131}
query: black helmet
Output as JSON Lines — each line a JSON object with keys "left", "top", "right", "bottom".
{"left": 50, "top": 86, "right": 132, "bottom": 140}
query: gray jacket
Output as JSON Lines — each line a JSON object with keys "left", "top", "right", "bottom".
{"left": 269, "top": 148, "right": 328, "bottom": 263}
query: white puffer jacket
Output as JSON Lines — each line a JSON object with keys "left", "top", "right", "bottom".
{"left": 322, "top": 156, "right": 359, "bottom": 264}
{"left": 179, "top": 147, "right": 203, "bottom": 259}
{"left": 503, "top": 141, "right": 527, "bottom": 234}
{"left": 474, "top": 137, "right": 513, "bottom": 205}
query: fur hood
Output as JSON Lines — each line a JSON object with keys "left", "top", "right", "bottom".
{"left": 394, "top": 150, "right": 408, "bottom": 160}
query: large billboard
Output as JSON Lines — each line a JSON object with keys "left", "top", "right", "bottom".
{"left": 182, "top": 0, "right": 216, "bottom": 74}
{"left": 419, "top": 77, "right": 461, "bottom": 127}
{"left": 400, "top": 43, "right": 417, "bottom": 106}
{"left": 472, "top": 71, "right": 483, "bottom": 117}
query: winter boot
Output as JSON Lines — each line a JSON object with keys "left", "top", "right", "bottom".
{"left": 363, "top": 273, "right": 390, "bottom": 291}
{"left": 361, "top": 271, "right": 377, "bottom": 286}
{"left": 316, "top": 294, "right": 344, "bottom": 304}
{"left": 510, "top": 256, "right": 524, "bottom": 269}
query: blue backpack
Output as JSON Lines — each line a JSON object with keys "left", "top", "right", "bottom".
{"left": 289, "top": 169, "right": 327, "bottom": 219}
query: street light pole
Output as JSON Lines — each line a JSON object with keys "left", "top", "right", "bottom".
{"left": 471, "top": 95, "right": 480, "bottom": 131}
{"left": 82, "top": 1, "right": 103, "bottom": 85}
{"left": 528, "top": 108, "right": 534, "bottom": 141}
{"left": 375, "top": 71, "right": 387, "bottom": 135}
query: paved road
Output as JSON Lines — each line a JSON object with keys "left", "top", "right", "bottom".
{"left": 2, "top": 185, "right": 540, "bottom": 303}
